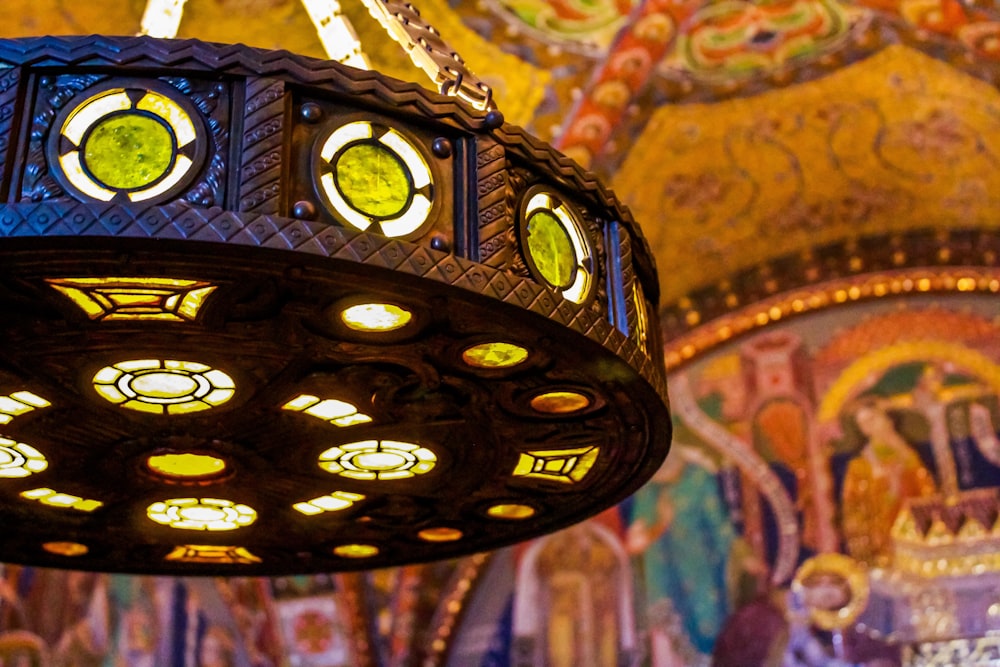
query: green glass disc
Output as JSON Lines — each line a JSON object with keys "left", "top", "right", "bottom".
{"left": 335, "top": 143, "right": 411, "bottom": 218}
{"left": 83, "top": 113, "right": 175, "bottom": 190}
{"left": 527, "top": 210, "right": 576, "bottom": 288}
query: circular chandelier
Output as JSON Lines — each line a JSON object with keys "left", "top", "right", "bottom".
{"left": 0, "top": 34, "right": 670, "bottom": 575}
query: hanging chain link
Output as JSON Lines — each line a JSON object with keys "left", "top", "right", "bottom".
{"left": 358, "top": 0, "right": 495, "bottom": 111}
{"left": 300, "top": 0, "right": 372, "bottom": 69}
{"left": 138, "top": 0, "right": 189, "bottom": 38}
{"left": 137, "top": 0, "right": 494, "bottom": 112}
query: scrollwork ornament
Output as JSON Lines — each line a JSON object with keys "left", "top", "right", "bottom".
{"left": 23, "top": 74, "right": 106, "bottom": 202}
{"left": 505, "top": 165, "right": 538, "bottom": 278}
{"left": 162, "top": 77, "right": 229, "bottom": 208}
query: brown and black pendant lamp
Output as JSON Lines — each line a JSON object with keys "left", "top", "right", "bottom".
{"left": 0, "top": 0, "right": 671, "bottom": 575}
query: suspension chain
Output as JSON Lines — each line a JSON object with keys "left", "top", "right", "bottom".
{"left": 300, "top": 0, "right": 372, "bottom": 69}
{"left": 358, "top": 0, "right": 494, "bottom": 111}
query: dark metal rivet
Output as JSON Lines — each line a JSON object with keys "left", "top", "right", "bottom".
{"left": 484, "top": 109, "right": 504, "bottom": 129}
{"left": 432, "top": 137, "right": 452, "bottom": 158}
{"left": 430, "top": 234, "right": 450, "bottom": 252}
{"left": 292, "top": 200, "right": 317, "bottom": 219}
{"left": 300, "top": 103, "right": 323, "bottom": 123}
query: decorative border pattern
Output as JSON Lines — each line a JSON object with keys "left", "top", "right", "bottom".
{"left": 0, "top": 66, "right": 20, "bottom": 199}
{"left": 661, "top": 228, "right": 1000, "bottom": 370}
{"left": 238, "top": 78, "right": 286, "bottom": 214}
{"left": 476, "top": 138, "right": 509, "bottom": 268}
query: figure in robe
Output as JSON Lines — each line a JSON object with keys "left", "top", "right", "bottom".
{"left": 535, "top": 523, "right": 621, "bottom": 667}
{"left": 841, "top": 404, "right": 936, "bottom": 565}
{"left": 625, "top": 449, "right": 735, "bottom": 660}
{"left": 755, "top": 399, "right": 825, "bottom": 552}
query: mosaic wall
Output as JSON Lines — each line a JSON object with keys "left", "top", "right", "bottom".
{"left": 448, "top": 293, "right": 1000, "bottom": 667}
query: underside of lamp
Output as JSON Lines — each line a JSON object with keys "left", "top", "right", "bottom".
{"left": 0, "top": 36, "right": 670, "bottom": 575}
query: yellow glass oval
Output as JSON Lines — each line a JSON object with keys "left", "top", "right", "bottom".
{"left": 417, "top": 527, "right": 463, "bottom": 542}
{"left": 147, "top": 453, "right": 227, "bottom": 479}
{"left": 340, "top": 303, "right": 412, "bottom": 332}
{"left": 334, "top": 543, "right": 379, "bottom": 558}
{"left": 461, "top": 342, "right": 530, "bottom": 369}
{"left": 529, "top": 390, "right": 591, "bottom": 414}
{"left": 487, "top": 504, "right": 536, "bottom": 520}
{"left": 43, "top": 541, "right": 89, "bottom": 557}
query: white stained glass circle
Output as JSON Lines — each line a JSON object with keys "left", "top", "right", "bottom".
{"left": 317, "top": 121, "right": 434, "bottom": 238}
{"left": 521, "top": 191, "right": 594, "bottom": 304}
{"left": 147, "top": 497, "right": 257, "bottom": 531}
{"left": 92, "top": 359, "right": 235, "bottom": 415}
{"left": 318, "top": 440, "right": 437, "bottom": 480}
{"left": 0, "top": 438, "right": 47, "bottom": 478}
{"left": 57, "top": 88, "right": 200, "bottom": 203}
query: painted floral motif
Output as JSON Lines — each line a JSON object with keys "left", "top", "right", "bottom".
{"left": 491, "top": 0, "right": 641, "bottom": 52}
{"left": 616, "top": 45, "right": 1000, "bottom": 302}
{"left": 861, "top": 0, "right": 1000, "bottom": 60}
{"left": 881, "top": 108, "right": 981, "bottom": 165}
{"left": 673, "top": 0, "right": 853, "bottom": 78}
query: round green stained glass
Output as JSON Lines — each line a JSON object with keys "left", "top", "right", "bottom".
{"left": 527, "top": 210, "right": 576, "bottom": 289}
{"left": 335, "top": 143, "right": 411, "bottom": 218}
{"left": 83, "top": 113, "right": 175, "bottom": 190}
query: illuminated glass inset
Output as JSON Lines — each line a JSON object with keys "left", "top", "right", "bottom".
{"left": 417, "top": 527, "right": 463, "bottom": 542}
{"left": 84, "top": 114, "right": 174, "bottom": 189}
{"left": 147, "top": 453, "right": 227, "bottom": 480}
{"left": 147, "top": 498, "right": 257, "bottom": 531}
{"left": 21, "top": 488, "right": 103, "bottom": 512}
{"left": 43, "top": 542, "right": 89, "bottom": 557}
{"left": 293, "top": 491, "right": 365, "bottom": 515}
{"left": 165, "top": 545, "right": 261, "bottom": 564}
{"left": 318, "top": 120, "right": 433, "bottom": 237}
{"left": 512, "top": 446, "right": 600, "bottom": 484}
{"left": 282, "top": 394, "right": 372, "bottom": 427}
{"left": 47, "top": 277, "right": 217, "bottom": 322}
{"left": 0, "top": 391, "right": 50, "bottom": 425}
{"left": 461, "top": 342, "right": 530, "bottom": 369}
{"left": 333, "top": 543, "right": 379, "bottom": 558}
{"left": 0, "top": 438, "right": 48, "bottom": 478}
{"left": 487, "top": 503, "right": 536, "bottom": 519}
{"left": 340, "top": 303, "right": 412, "bottom": 332}
{"left": 318, "top": 440, "right": 436, "bottom": 480}
{"left": 527, "top": 210, "right": 576, "bottom": 288}
{"left": 529, "top": 390, "right": 591, "bottom": 414}
{"left": 337, "top": 143, "right": 410, "bottom": 217}
{"left": 58, "top": 88, "right": 198, "bottom": 202}
{"left": 632, "top": 281, "right": 650, "bottom": 355}
{"left": 522, "top": 192, "right": 593, "bottom": 303}
{"left": 93, "top": 360, "right": 235, "bottom": 415}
